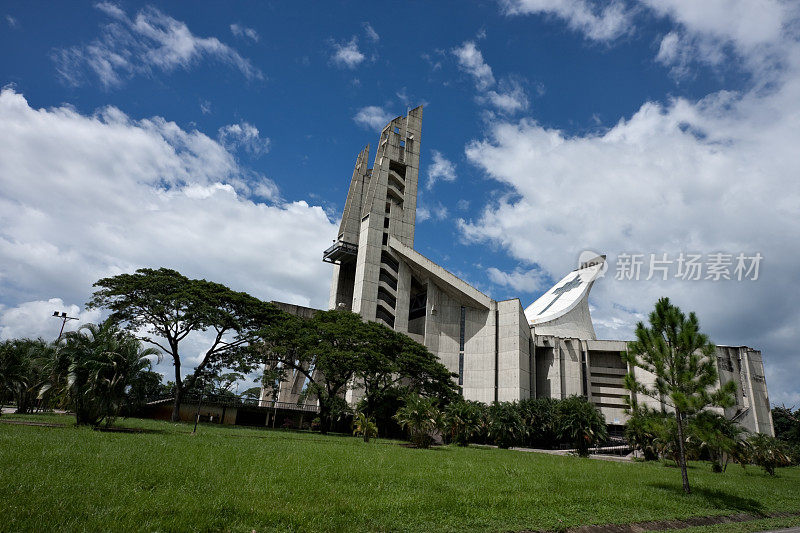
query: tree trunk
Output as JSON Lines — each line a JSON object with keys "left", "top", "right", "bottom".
{"left": 675, "top": 409, "right": 691, "bottom": 494}
{"left": 171, "top": 352, "right": 183, "bottom": 422}
{"left": 319, "top": 402, "right": 331, "bottom": 434}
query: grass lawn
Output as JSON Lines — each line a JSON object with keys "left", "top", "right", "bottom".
{"left": 1, "top": 413, "right": 799, "bottom": 532}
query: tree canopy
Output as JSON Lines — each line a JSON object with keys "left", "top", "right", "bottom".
{"left": 253, "top": 309, "right": 459, "bottom": 433}
{"left": 87, "top": 267, "right": 279, "bottom": 421}
{"left": 624, "top": 297, "right": 735, "bottom": 493}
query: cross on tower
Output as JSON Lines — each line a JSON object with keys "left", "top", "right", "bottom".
{"left": 538, "top": 274, "right": 583, "bottom": 315}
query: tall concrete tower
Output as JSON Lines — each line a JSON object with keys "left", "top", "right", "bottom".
{"left": 324, "top": 106, "right": 423, "bottom": 329}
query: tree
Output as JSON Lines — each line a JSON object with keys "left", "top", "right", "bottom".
{"left": 0, "top": 338, "right": 53, "bottom": 414}
{"left": 624, "top": 407, "right": 661, "bottom": 461}
{"left": 255, "top": 310, "right": 367, "bottom": 433}
{"left": 487, "top": 401, "right": 526, "bottom": 449}
{"left": 87, "top": 268, "right": 278, "bottom": 421}
{"left": 255, "top": 309, "right": 458, "bottom": 434}
{"left": 624, "top": 297, "right": 736, "bottom": 494}
{"left": 356, "top": 321, "right": 459, "bottom": 424}
{"left": 748, "top": 433, "right": 793, "bottom": 475}
{"left": 352, "top": 411, "right": 378, "bottom": 442}
{"left": 555, "top": 395, "right": 608, "bottom": 457}
{"left": 41, "top": 320, "right": 159, "bottom": 426}
{"left": 772, "top": 406, "right": 800, "bottom": 446}
{"left": 394, "top": 393, "right": 442, "bottom": 448}
{"left": 444, "top": 400, "right": 487, "bottom": 446}
{"left": 518, "top": 397, "right": 559, "bottom": 448}
{"left": 689, "top": 411, "right": 749, "bottom": 472}
{"left": 123, "top": 369, "right": 165, "bottom": 415}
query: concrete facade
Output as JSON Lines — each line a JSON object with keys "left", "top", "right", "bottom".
{"left": 296, "top": 108, "right": 774, "bottom": 435}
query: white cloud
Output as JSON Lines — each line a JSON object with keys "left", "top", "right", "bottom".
{"left": 501, "top": 0, "right": 633, "bottom": 42}
{"left": 53, "top": 4, "right": 262, "bottom": 88}
{"left": 459, "top": 21, "right": 800, "bottom": 405}
{"left": 486, "top": 267, "right": 547, "bottom": 294}
{"left": 5, "top": 14, "right": 18, "bottom": 28}
{"left": 644, "top": 0, "right": 800, "bottom": 82}
{"left": 0, "top": 299, "right": 102, "bottom": 341}
{"left": 363, "top": 22, "right": 379, "bottom": 42}
{"left": 218, "top": 122, "right": 271, "bottom": 157}
{"left": 0, "top": 89, "right": 338, "bottom": 349}
{"left": 453, "top": 41, "right": 495, "bottom": 90}
{"left": 353, "top": 105, "right": 395, "bottom": 130}
{"left": 417, "top": 202, "right": 449, "bottom": 223}
{"left": 484, "top": 78, "right": 530, "bottom": 114}
{"left": 230, "top": 23, "right": 259, "bottom": 42}
{"left": 331, "top": 37, "right": 366, "bottom": 69}
{"left": 426, "top": 150, "right": 457, "bottom": 189}
{"left": 454, "top": 42, "right": 530, "bottom": 115}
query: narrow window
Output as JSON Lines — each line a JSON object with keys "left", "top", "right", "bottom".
{"left": 459, "top": 306, "right": 466, "bottom": 351}
{"left": 382, "top": 233, "right": 388, "bottom": 245}
{"left": 383, "top": 216, "right": 390, "bottom": 229}
{"left": 458, "top": 353, "right": 464, "bottom": 386}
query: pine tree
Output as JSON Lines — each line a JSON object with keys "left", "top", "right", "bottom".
{"left": 623, "top": 297, "right": 736, "bottom": 494}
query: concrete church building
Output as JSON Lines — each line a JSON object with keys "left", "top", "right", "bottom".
{"left": 270, "top": 106, "right": 774, "bottom": 435}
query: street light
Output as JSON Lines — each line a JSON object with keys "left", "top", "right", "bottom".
{"left": 51, "top": 311, "right": 78, "bottom": 341}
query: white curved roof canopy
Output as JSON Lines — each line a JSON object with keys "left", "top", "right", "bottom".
{"left": 524, "top": 257, "right": 605, "bottom": 326}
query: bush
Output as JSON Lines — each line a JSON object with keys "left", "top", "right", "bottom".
{"left": 487, "top": 401, "right": 526, "bottom": 449}
{"left": 394, "top": 393, "right": 442, "bottom": 448}
{"left": 624, "top": 408, "right": 661, "bottom": 461}
{"left": 748, "top": 433, "right": 793, "bottom": 475}
{"left": 444, "top": 400, "right": 487, "bottom": 446}
{"left": 518, "top": 398, "right": 559, "bottom": 448}
{"left": 555, "top": 395, "right": 608, "bottom": 457}
{"left": 352, "top": 411, "right": 378, "bottom": 442}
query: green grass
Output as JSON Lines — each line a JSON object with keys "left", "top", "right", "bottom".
{"left": 1, "top": 413, "right": 799, "bottom": 532}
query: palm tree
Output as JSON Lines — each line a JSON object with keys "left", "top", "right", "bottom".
{"left": 487, "top": 401, "right": 526, "bottom": 449}
{"left": 690, "top": 411, "right": 749, "bottom": 472}
{"left": 555, "top": 395, "right": 608, "bottom": 457}
{"left": 444, "top": 400, "right": 486, "bottom": 446}
{"left": 394, "top": 393, "right": 441, "bottom": 448}
{"left": 41, "top": 320, "right": 160, "bottom": 426}
{"left": 0, "top": 339, "right": 53, "bottom": 414}
{"left": 352, "top": 411, "right": 378, "bottom": 442}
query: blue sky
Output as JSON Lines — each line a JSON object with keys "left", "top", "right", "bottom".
{"left": 2, "top": 1, "right": 799, "bottom": 406}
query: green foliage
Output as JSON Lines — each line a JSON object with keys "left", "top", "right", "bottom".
{"left": 487, "top": 401, "right": 526, "bottom": 449}
{"left": 689, "top": 411, "right": 749, "bottom": 473}
{"left": 555, "top": 395, "right": 608, "bottom": 457}
{"left": 87, "top": 267, "right": 278, "bottom": 421}
{"left": 122, "top": 369, "right": 166, "bottom": 415}
{"left": 624, "top": 297, "right": 735, "bottom": 493}
{"left": 748, "top": 433, "right": 793, "bottom": 475}
{"left": 624, "top": 407, "right": 661, "bottom": 461}
{"left": 443, "top": 400, "right": 487, "bottom": 446}
{"left": 772, "top": 406, "right": 800, "bottom": 457}
{"left": 40, "top": 320, "right": 159, "bottom": 426}
{"left": 394, "top": 393, "right": 442, "bottom": 448}
{"left": 0, "top": 338, "right": 53, "bottom": 414}
{"left": 255, "top": 309, "right": 457, "bottom": 434}
{"left": 518, "top": 397, "right": 559, "bottom": 448}
{"left": 352, "top": 411, "right": 379, "bottom": 442}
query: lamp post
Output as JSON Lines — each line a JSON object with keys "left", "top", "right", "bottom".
{"left": 51, "top": 311, "right": 78, "bottom": 341}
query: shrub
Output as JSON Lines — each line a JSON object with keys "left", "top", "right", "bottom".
{"left": 394, "top": 393, "right": 442, "bottom": 448}
{"left": 748, "top": 433, "right": 793, "bottom": 475}
{"left": 444, "top": 400, "right": 486, "bottom": 446}
{"left": 555, "top": 395, "right": 608, "bottom": 457}
{"left": 352, "top": 411, "right": 378, "bottom": 442}
{"left": 518, "top": 398, "right": 559, "bottom": 448}
{"left": 487, "top": 401, "right": 526, "bottom": 449}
